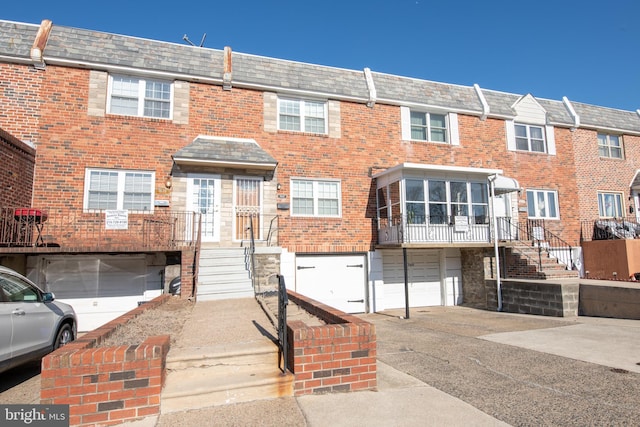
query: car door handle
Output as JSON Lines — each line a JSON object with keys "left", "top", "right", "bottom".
{"left": 348, "top": 299, "right": 364, "bottom": 303}
{"left": 12, "top": 309, "right": 26, "bottom": 316}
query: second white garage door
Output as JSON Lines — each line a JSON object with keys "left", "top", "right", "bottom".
{"left": 295, "top": 254, "right": 367, "bottom": 313}
{"left": 382, "top": 250, "right": 442, "bottom": 309}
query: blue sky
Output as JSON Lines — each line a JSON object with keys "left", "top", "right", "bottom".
{"left": 3, "top": 0, "right": 639, "bottom": 111}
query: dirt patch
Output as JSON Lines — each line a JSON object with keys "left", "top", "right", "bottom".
{"left": 99, "top": 296, "right": 194, "bottom": 347}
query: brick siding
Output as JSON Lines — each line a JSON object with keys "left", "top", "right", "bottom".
{"left": 41, "top": 295, "right": 171, "bottom": 426}
{"left": 286, "top": 290, "right": 377, "bottom": 396}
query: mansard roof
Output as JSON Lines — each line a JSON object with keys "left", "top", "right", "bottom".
{"left": 1, "top": 19, "right": 638, "bottom": 134}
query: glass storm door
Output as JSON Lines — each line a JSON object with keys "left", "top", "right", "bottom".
{"left": 235, "top": 177, "right": 262, "bottom": 241}
{"left": 187, "top": 175, "right": 221, "bottom": 242}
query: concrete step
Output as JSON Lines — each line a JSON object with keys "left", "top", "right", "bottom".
{"left": 161, "top": 341, "right": 293, "bottom": 413}
{"left": 197, "top": 283, "right": 253, "bottom": 301}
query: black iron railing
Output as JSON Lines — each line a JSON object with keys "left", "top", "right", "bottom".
{"left": 581, "top": 217, "right": 640, "bottom": 241}
{"left": 497, "top": 218, "right": 576, "bottom": 271}
{"left": 277, "top": 274, "right": 289, "bottom": 374}
{"left": 0, "top": 207, "right": 200, "bottom": 251}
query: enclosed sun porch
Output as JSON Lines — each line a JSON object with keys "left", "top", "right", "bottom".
{"left": 374, "top": 163, "right": 521, "bottom": 246}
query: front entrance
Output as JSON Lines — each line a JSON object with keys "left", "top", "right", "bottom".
{"left": 234, "top": 177, "right": 262, "bottom": 241}
{"left": 187, "top": 175, "right": 221, "bottom": 242}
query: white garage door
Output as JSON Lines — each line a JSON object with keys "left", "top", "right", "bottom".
{"left": 35, "top": 255, "right": 161, "bottom": 331}
{"left": 295, "top": 255, "right": 367, "bottom": 313}
{"left": 383, "top": 250, "right": 442, "bottom": 309}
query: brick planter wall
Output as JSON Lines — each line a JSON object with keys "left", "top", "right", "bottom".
{"left": 41, "top": 294, "right": 171, "bottom": 426}
{"left": 286, "top": 290, "right": 377, "bottom": 396}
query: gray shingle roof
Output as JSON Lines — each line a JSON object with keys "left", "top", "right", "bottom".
{"left": 0, "top": 21, "right": 40, "bottom": 59}
{"left": 173, "top": 136, "right": 277, "bottom": 168}
{"left": 1, "top": 19, "right": 639, "bottom": 134}
{"left": 372, "top": 72, "right": 483, "bottom": 113}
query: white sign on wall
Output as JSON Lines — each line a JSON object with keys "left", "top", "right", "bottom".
{"left": 105, "top": 210, "right": 128, "bottom": 230}
{"left": 454, "top": 216, "right": 469, "bottom": 232}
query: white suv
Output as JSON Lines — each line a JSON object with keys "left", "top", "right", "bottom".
{"left": 0, "top": 266, "right": 77, "bottom": 373}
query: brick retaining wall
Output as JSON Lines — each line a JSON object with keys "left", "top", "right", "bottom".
{"left": 286, "top": 290, "right": 377, "bottom": 396}
{"left": 41, "top": 294, "right": 171, "bottom": 426}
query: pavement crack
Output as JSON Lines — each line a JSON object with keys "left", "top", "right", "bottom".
{"left": 468, "top": 356, "right": 573, "bottom": 395}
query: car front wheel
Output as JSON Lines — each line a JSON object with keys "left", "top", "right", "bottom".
{"left": 54, "top": 324, "right": 74, "bottom": 350}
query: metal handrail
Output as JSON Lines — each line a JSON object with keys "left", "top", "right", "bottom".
{"left": 497, "top": 218, "right": 575, "bottom": 271}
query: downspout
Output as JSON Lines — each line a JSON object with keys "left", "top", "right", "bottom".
{"left": 488, "top": 174, "right": 503, "bottom": 311}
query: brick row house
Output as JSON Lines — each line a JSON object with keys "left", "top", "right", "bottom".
{"left": 1, "top": 19, "right": 639, "bottom": 330}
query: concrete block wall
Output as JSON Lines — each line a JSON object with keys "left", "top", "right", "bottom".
{"left": 486, "top": 280, "right": 579, "bottom": 317}
{"left": 579, "top": 281, "right": 640, "bottom": 320}
{"left": 41, "top": 295, "right": 171, "bottom": 426}
{"left": 286, "top": 290, "right": 377, "bottom": 396}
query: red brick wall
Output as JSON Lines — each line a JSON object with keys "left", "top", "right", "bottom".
{"left": 572, "top": 128, "right": 640, "bottom": 222}
{"left": 286, "top": 290, "right": 377, "bottom": 396}
{"left": 0, "top": 127, "right": 35, "bottom": 207}
{"left": 0, "top": 61, "right": 586, "bottom": 249}
{"left": 41, "top": 295, "right": 171, "bottom": 426}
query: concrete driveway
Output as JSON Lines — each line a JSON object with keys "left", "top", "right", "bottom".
{"left": 361, "top": 306, "right": 640, "bottom": 426}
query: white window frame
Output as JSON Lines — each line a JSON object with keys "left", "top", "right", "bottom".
{"left": 277, "top": 97, "right": 328, "bottom": 134}
{"left": 598, "top": 133, "right": 624, "bottom": 159}
{"left": 506, "top": 121, "right": 556, "bottom": 155}
{"left": 291, "top": 178, "right": 341, "bottom": 217}
{"left": 107, "top": 74, "right": 174, "bottom": 119}
{"left": 597, "top": 191, "right": 624, "bottom": 218}
{"left": 526, "top": 189, "right": 559, "bottom": 220}
{"left": 515, "top": 123, "right": 546, "bottom": 153}
{"left": 83, "top": 168, "right": 155, "bottom": 212}
{"left": 401, "top": 107, "right": 460, "bottom": 145}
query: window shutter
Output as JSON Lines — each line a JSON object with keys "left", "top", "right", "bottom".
{"left": 505, "top": 120, "right": 516, "bottom": 151}
{"left": 448, "top": 113, "right": 460, "bottom": 145}
{"left": 545, "top": 125, "right": 556, "bottom": 155}
{"left": 401, "top": 106, "right": 411, "bottom": 140}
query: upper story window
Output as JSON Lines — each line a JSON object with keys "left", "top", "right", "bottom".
{"left": 598, "top": 191, "right": 624, "bottom": 218}
{"left": 108, "top": 75, "right": 172, "bottom": 119}
{"left": 515, "top": 123, "right": 546, "bottom": 153}
{"left": 291, "top": 179, "right": 340, "bottom": 217}
{"left": 598, "top": 133, "right": 623, "bottom": 159}
{"left": 526, "top": 189, "right": 559, "bottom": 219}
{"left": 278, "top": 98, "right": 327, "bottom": 134}
{"left": 401, "top": 107, "right": 460, "bottom": 145}
{"left": 411, "top": 111, "right": 448, "bottom": 142}
{"left": 84, "top": 168, "right": 155, "bottom": 212}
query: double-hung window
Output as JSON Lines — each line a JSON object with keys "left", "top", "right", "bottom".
{"left": 598, "top": 133, "right": 623, "bottom": 159}
{"left": 526, "top": 189, "right": 559, "bottom": 219}
{"left": 291, "top": 179, "right": 340, "bottom": 217}
{"left": 597, "top": 192, "right": 623, "bottom": 218}
{"left": 108, "top": 75, "right": 172, "bottom": 119}
{"left": 278, "top": 98, "right": 327, "bottom": 134}
{"left": 85, "top": 169, "right": 155, "bottom": 212}
{"left": 410, "top": 111, "right": 448, "bottom": 142}
{"left": 515, "top": 123, "right": 546, "bottom": 153}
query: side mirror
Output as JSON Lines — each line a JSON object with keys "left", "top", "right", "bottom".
{"left": 42, "top": 292, "right": 55, "bottom": 302}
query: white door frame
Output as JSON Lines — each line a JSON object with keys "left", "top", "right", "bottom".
{"left": 186, "top": 174, "right": 221, "bottom": 242}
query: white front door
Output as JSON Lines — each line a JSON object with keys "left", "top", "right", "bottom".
{"left": 187, "top": 175, "right": 221, "bottom": 242}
